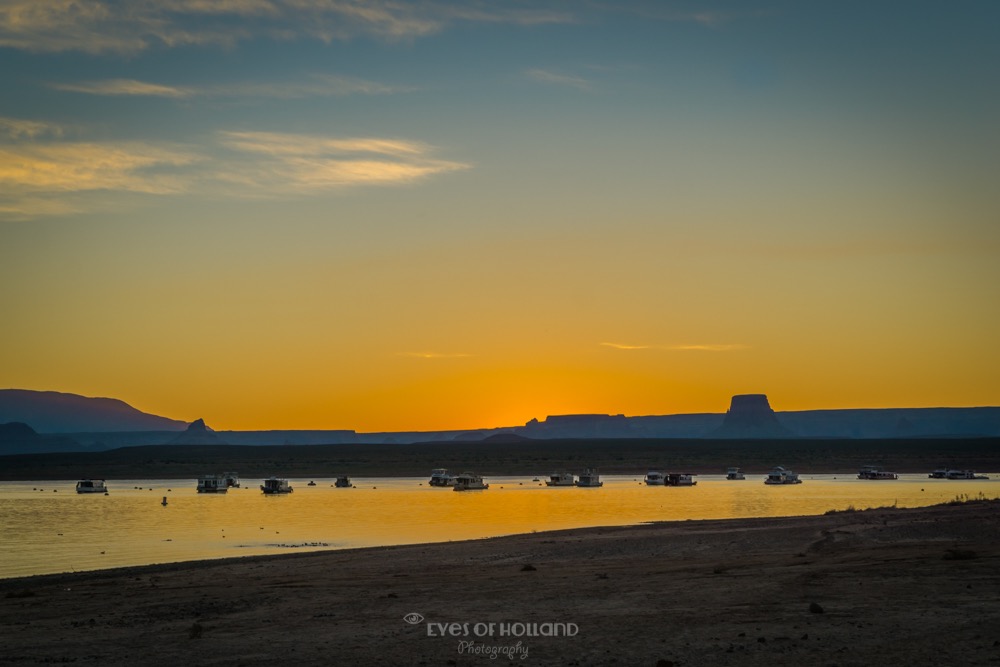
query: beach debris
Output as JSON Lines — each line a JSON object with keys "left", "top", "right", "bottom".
{"left": 809, "top": 602, "right": 825, "bottom": 614}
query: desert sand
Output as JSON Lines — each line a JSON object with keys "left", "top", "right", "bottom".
{"left": 2, "top": 500, "right": 999, "bottom": 666}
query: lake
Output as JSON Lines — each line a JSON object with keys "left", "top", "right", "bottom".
{"left": 1, "top": 473, "right": 995, "bottom": 579}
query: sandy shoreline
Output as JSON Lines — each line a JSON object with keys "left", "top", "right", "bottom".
{"left": 2, "top": 501, "right": 999, "bottom": 666}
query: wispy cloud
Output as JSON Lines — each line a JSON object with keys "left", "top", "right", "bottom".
{"left": 0, "top": 142, "right": 199, "bottom": 194}
{"left": 50, "top": 79, "right": 195, "bottom": 98}
{"left": 0, "top": 119, "right": 469, "bottom": 220}
{"left": 0, "top": 0, "right": 576, "bottom": 55}
{"left": 601, "top": 342, "right": 749, "bottom": 352}
{"left": 0, "top": 117, "right": 65, "bottom": 141}
{"left": 215, "top": 130, "right": 470, "bottom": 193}
{"left": 49, "top": 74, "right": 405, "bottom": 99}
{"left": 526, "top": 68, "right": 592, "bottom": 91}
{"left": 397, "top": 351, "right": 473, "bottom": 359}
{"left": 600, "top": 342, "right": 652, "bottom": 350}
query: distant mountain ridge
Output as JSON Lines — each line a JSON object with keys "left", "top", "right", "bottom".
{"left": 0, "top": 390, "right": 187, "bottom": 433}
{"left": 1, "top": 390, "right": 999, "bottom": 454}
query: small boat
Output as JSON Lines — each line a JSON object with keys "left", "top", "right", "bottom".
{"left": 223, "top": 472, "right": 240, "bottom": 488}
{"left": 946, "top": 470, "right": 989, "bottom": 480}
{"left": 665, "top": 472, "right": 697, "bottom": 486}
{"left": 726, "top": 467, "right": 746, "bottom": 480}
{"left": 307, "top": 480, "right": 317, "bottom": 486}
{"left": 76, "top": 479, "right": 108, "bottom": 494}
{"left": 196, "top": 474, "right": 229, "bottom": 493}
{"left": 764, "top": 466, "right": 802, "bottom": 485}
{"left": 532, "top": 477, "right": 540, "bottom": 482}
{"left": 334, "top": 475, "right": 352, "bottom": 488}
{"left": 928, "top": 469, "right": 949, "bottom": 479}
{"left": 261, "top": 477, "right": 293, "bottom": 494}
{"left": 546, "top": 471, "right": 575, "bottom": 486}
{"left": 575, "top": 469, "right": 603, "bottom": 487}
{"left": 857, "top": 466, "right": 898, "bottom": 480}
{"left": 644, "top": 471, "right": 665, "bottom": 486}
{"left": 428, "top": 469, "right": 455, "bottom": 487}
{"left": 452, "top": 472, "right": 489, "bottom": 491}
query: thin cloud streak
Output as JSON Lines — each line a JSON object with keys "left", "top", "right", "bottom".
{"left": 49, "top": 74, "right": 405, "bottom": 99}
{"left": 397, "top": 352, "right": 473, "bottom": 359}
{"left": 215, "top": 130, "right": 470, "bottom": 194}
{"left": 601, "top": 342, "right": 749, "bottom": 352}
{"left": 50, "top": 79, "right": 195, "bottom": 98}
{"left": 526, "top": 68, "right": 592, "bottom": 91}
{"left": 0, "top": 0, "right": 576, "bottom": 55}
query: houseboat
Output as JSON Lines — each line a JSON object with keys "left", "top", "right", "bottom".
{"left": 76, "top": 479, "right": 108, "bottom": 494}
{"left": 223, "top": 472, "right": 240, "bottom": 488}
{"left": 334, "top": 475, "right": 352, "bottom": 488}
{"left": 575, "top": 469, "right": 603, "bottom": 487}
{"left": 546, "top": 471, "right": 575, "bottom": 486}
{"left": 261, "top": 477, "right": 293, "bottom": 494}
{"left": 928, "top": 469, "right": 949, "bottom": 479}
{"left": 196, "top": 474, "right": 229, "bottom": 493}
{"left": 429, "top": 469, "right": 455, "bottom": 487}
{"left": 453, "top": 472, "right": 489, "bottom": 491}
{"left": 946, "top": 470, "right": 989, "bottom": 480}
{"left": 726, "top": 467, "right": 746, "bottom": 480}
{"left": 665, "top": 473, "right": 697, "bottom": 486}
{"left": 644, "top": 471, "right": 665, "bottom": 486}
{"left": 764, "top": 466, "right": 802, "bottom": 485}
{"left": 858, "top": 466, "right": 898, "bottom": 480}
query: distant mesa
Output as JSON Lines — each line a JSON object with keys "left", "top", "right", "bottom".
{"left": 169, "top": 418, "right": 227, "bottom": 445}
{"left": 710, "top": 394, "right": 794, "bottom": 439}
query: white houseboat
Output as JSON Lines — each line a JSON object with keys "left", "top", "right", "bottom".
{"left": 196, "top": 474, "right": 229, "bottom": 493}
{"left": 223, "top": 472, "right": 240, "bottom": 488}
{"left": 334, "top": 475, "right": 352, "bottom": 488}
{"left": 546, "top": 472, "right": 575, "bottom": 486}
{"left": 764, "top": 466, "right": 802, "bottom": 485}
{"left": 452, "top": 472, "right": 489, "bottom": 491}
{"left": 575, "top": 469, "right": 603, "bottom": 487}
{"left": 429, "top": 469, "right": 455, "bottom": 487}
{"left": 726, "top": 467, "right": 746, "bottom": 480}
{"left": 76, "top": 479, "right": 108, "bottom": 494}
{"left": 644, "top": 471, "right": 665, "bottom": 486}
{"left": 665, "top": 473, "right": 698, "bottom": 486}
{"left": 946, "top": 470, "right": 989, "bottom": 480}
{"left": 261, "top": 477, "right": 293, "bottom": 494}
{"left": 928, "top": 469, "right": 949, "bottom": 479}
{"left": 857, "top": 466, "right": 898, "bottom": 480}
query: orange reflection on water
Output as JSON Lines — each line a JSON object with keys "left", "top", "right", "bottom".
{"left": 0, "top": 474, "right": 995, "bottom": 579}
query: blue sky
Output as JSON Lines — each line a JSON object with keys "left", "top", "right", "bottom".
{"left": 1, "top": 1, "right": 998, "bottom": 430}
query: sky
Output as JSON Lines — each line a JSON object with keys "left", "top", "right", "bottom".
{"left": 1, "top": 0, "right": 998, "bottom": 432}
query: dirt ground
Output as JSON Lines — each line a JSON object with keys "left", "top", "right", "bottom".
{"left": 2, "top": 501, "right": 999, "bottom": 666}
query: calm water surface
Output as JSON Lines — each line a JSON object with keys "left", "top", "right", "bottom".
{"left": 1, "top": 474, "right": 996, "bottom": 579}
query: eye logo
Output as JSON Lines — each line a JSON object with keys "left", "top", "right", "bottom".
{"left": 403, "top": 613, "right": 424, "bottom": 625}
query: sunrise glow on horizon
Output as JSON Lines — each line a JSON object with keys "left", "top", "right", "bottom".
{"left": 2, "top": 1, "right": 998, "bottom": 432}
